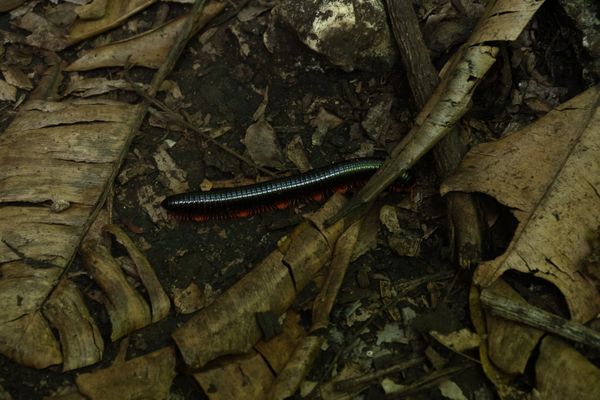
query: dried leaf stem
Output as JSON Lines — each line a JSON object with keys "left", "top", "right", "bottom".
{"left": 481, "top": 289, "right": 600, "bottom": 350}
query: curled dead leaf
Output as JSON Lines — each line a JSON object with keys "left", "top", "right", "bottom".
{"left": 104, "top": 224, "right": 171, "bottom": 323}
{"left": 0, "top": 98, "right": 140, "bottom": 368}
{"left": 81, "top": 240, "right": 151, "bottom": 341}
{"left": 442, "top": 86, "right": 600, "bottom": 321}
{"left": 43, "top": 279, "right": 104, "bottom": 371}
{"left": 173, "top": 194, "right": 347, "bottom": 369}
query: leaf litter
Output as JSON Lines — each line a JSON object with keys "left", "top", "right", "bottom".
{"left": 0, "top": 0, "right": 599, "bottom": 399}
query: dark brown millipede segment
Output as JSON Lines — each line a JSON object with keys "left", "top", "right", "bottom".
{"left": 161, "top": 158, "right": 413, "bottom": 221}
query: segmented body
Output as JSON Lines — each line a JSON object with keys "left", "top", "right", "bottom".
{"left": 161, "top": 158, "right": 412, "bottom": 221}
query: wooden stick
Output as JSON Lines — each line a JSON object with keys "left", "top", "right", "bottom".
{"left": 481, "top": 288, "right": 600, "bottom": 350}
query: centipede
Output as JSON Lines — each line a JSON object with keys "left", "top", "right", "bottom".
{"left": 161, "top": 158, "right": 413, "bottom": 221}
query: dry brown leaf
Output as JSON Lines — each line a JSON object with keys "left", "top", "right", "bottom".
{"left": 81, "top": 240, "right": 152, "bottom": 341}
{"left": 252, "top": 86, "right": 269, "bottom": 121}
{"left": 1, "top": 66, "right": 33, "bottom": 90}
{"left": 310, "top": 107, "right": 343, "bottom": 146}
{"left": 15, "top": 10, "right": 68, "bottom": 51}
{"left": 65, "top": 75, "right": 133, "bottom": 97}
{"left": 104, "top": 224, "right": 171, "bottom": 322}
{"left": 171, "top": 281, "right": 215, "bottom": 314}
{"left": 172, "top": 194, "right": 347, "bottom": 369}
{"left": 194, "top": 351, "right": 274, "bottom": 400}
{"left": 268, "top": 335, "right": 324, "bottom": 400}
{"left": 195, "top": 311, "right": 307, "bottom": 400}
{"left": 0, "top": 0, "right": 24, "bottom": 13}
{"left": 0, "top": 99, "right": 140, "bottom": 368}
{"left": 0, "top": 262, "right": 63, "bottom": 368}
{"left": 75, "top": 347, "right": 176, "bottom": 400}
{"left": 361, "top": 95, "right": 393, "bottom": 142}
{"left": 483, "top": 280, "right": 545, "bottom": 376}
{"left": 442, "top": 86, "right": 600, "bottom": 321}
{"left": 0, "top": 80, "right": 17, "bottom": 102}
{"left": 285, "top": 135, "right": 312, "bottom": 172}
{"left": 350, "top": 204, "right": 380, "bottom": 261}
{"left": 535, "top": 336, "right": 600, "bottom": 400}
{"left": 255, "top": 311, "right": 305, "bottom": 374}
{"left": 469, "top": 286, "right": 527, "bottom": 399}
{"left": 244, "top": 119, "right": 284, "bottom": 169}
{"left": 66, "top": 2, "right": 227, "bottom": 71}
{"left": 172, "top": 248, "right": 294, "bottom": 369}
{"left": 153, "top": 145, "right": 189, "bottom": 194}
{"left": 429, "top": 328, "right": 481, "bottom": 353}
{"left": 43, "top": 279, "right": 105, "bottom": 371}
{"left": 67, "top": 0, "right": 157, "bottom": 46}
{"left": 312, "top": 220, "right": 362, "bottom": 331}
{"left": 75, "top": 0, "right": 109, "bottom": 20}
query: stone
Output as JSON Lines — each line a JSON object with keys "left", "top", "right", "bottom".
{"left": 275, "top": 0, "right": 398, "bottom": 72}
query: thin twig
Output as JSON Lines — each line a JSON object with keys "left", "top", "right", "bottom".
{"left": 481, "top": 288, "right": 600, "bottom": 350}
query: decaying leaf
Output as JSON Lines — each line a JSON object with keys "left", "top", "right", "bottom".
{"left": 15, "top": 10, "right": 68, "bottom": 51}
{"left": 43, "top": 279, "right": 105, "bottom": 371}
{"left": 0, "top": 0, "right": 24, "bottom": 13}
{"left": 66, "top": 1, "right": 227, "bottom": 71}
{"left": 442, "top": 86, "right": 600, "bottom": 321}
{"left": 153, "top": 145, "right": 189, "bottom": 194}
{"left": 0, "top": 80, "right": 17, "bottom": 102}
{"left": 194, "top": 310, "right": 306, "bottom": 400}
{"left": 65, "top": 75, "right": 133, "bottom": 97}
{"left": 483, "top": 279, "right": 544, "bottom": 376}
{"left": 429, "top": 328, "right": 481, "bottom": 353}
{"left": 267, "top": 335, "right": 324, "bottom": 400}
{"left": 244, "top": 119, "right": 284, "bottom": 169}
{"left": 469, "top": 285, "right": 526, "bottom": 399}
{"left": 255, "top": 311, "right": 306, "bottom": 374}
{"left": 172, "top": 281, "right": 216, "bottom": 315}
{"left": 361, "top": 94, "right": 393, "bottom": 142}
{"left": 75, "top": 347, "right": 176, "bottom": 400}
{"left": 67, "top": 0, "right": 157, "bottom": 46}
{"left": 285, "top": 135, "right": 312, "bottom": 173}
{"left": 104, "top": 224, "right": 171, "bottom": 323}
{"left": 0, "top": 98, "right": 140, "bottom": 368}
{"left": 0, "top": 262, "right": 62, "bottom": 368}
{"left": 172, "top": 194, "right": 347, "bottom": 369}
{"left": 1, "top": 66, "right": 33, "bottom": 90}
{"left": 81, "top": 240, "right": 152, "bottom": 341}
{"left": 535, "top": 336, "right": 600, "bottom": 400}
{"left": 194, "top": 351, "right": 275, "bottom": 400}
{"left": 310, "top": 107, "right": 343, "bottom": 146}
{"left": 312, "top": 220, "right": 362, "bottom": 331}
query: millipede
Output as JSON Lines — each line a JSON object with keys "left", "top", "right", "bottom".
{"left": 161, "top": 158, "right": 413, "bottom": 221}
